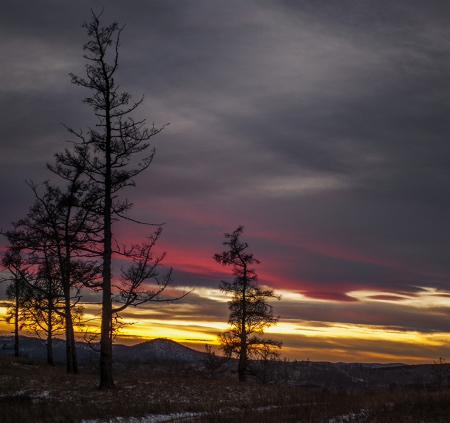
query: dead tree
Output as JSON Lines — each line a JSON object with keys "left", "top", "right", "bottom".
{"left": 52, "top": 11, "right": 182, "bottom": 389}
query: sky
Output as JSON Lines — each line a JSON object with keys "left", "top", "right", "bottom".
{"left": 1, "top": 0, "right": 450, "bottom": 364}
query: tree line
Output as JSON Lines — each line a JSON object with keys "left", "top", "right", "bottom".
{"left": 0, "top": 11, "right": 281, "bottom": 389}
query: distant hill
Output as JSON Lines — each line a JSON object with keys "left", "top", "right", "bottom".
{"left": 1, "top": 336, "right": 71, "bottom": 363}
{"left": 114, "top": 338, "right": 206, "bottom": 363}
{"left": 0, "top": 335, "right": 206, "bottom": 365}
{"left": 2, "top": 335, "right": 446, "bottom": 391}
{"left": 333, "top": 361, "right": 406, "bottom": 369}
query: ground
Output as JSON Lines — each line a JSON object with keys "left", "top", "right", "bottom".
{"left": 1, "top": 355, "right": 449, "bottom": 423}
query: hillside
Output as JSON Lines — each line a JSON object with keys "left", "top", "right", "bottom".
{"left": 1, "top": 335, "right": 448, "bottom": 391}
{"left": 1, "top": 353, "right": 450, "bottom": 423}
{"left": 0, "top": 336, "right": 205, "bottom": 365}
{"left": 115, "top": 338, "right": 206, "bottom": 363}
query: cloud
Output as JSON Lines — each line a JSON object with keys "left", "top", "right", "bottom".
{"left": 1, "top": 0, "right": 450, "bottom": 362}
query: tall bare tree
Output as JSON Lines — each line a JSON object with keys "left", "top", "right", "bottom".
{"left": 214, "top": 226, "right": 282, "bottom": 382}
{"left": 53, "top": 11, "right": 178, "bottom": 389}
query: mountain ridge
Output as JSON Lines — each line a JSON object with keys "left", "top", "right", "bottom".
{"left": 0, "top": 335, "right": 409, "bottom": 369}
{"left": 0, "top": 335, "right": 206, "bottom": 364}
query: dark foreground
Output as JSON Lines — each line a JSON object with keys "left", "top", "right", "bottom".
{"left": 1, "top": 355, "right": 449, "bottom": 423}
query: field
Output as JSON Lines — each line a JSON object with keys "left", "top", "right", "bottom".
{"left": 1, "top": 354, "right": 450, "bottom": 423}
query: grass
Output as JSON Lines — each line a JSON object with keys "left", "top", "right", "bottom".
{"left": 1, "top": 355, "right": 450, "bottom": 423}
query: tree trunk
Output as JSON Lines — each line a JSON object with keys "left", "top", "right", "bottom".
{"left": 99, "top": 209, "right": 114, "bottom": 388}
{"left": 99, "top": 102, "right": 115, "bottom": 389}
{"left": 99, "top": 265, "right": 114, "bottom": 389}
{"left": 238, "top": 336, "right": 247, "bottom": 381}
{"left": 63, "top": 252, "right": 78, "bottom": 374}
{"left": 238, "top": 273, "right": 248, "bottom": 382}
{"left": 47, "top": 308, "right": 55, "bottom": 366}
{"left": 14, "top": 281, "right": 19, "bottom": 358}
{"left": 65, "top": 296, "right": 78, "bottom": 374}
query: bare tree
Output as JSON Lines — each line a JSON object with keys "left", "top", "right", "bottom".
{"left": 252, "top": 343, "right": 281, "bottom": 384}
{"left": 52, "top": 11, "right": 181, "bottom": 389}
{"left": 201, "top": 344, "right": 228, "bottom": 379}
{"left": 214, "top": 226, "right": 282, "bottom": 382}
{"left": 2, "top": 177, "right": 101, "bottom": 372}
{"left": 1, "top": 247, "right": 29, "bottom": 357}
{"left": 1, "top": 244, "right": 65, "bottom": 365}
{"left": 431, "top": 357, "right": 450, "bottom": 390}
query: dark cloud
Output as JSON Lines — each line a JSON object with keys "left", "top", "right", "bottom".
{"left": 1, "top": 0, "right": 449, "bottom": 361}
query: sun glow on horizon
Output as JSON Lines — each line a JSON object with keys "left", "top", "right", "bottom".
{"left": 2, "top": 284, "right": 450, "bottom": 364}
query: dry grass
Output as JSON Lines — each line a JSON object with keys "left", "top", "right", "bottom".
{"left": 1, "top": 355, "right": 450, "bottom": 423}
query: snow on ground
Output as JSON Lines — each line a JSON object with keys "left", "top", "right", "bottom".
{"left": 80, "top": 404, "right": 371, "bottom": 423}
{"left": 327, "top": 409, "right": 368, "bottom": 423}
{"left": 81, "top": 412, "right": 205, "bottom": 423}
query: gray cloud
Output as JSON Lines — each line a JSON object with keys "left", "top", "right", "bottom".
{"left": 1, "top": 1, "right": 450, "bottom": 360}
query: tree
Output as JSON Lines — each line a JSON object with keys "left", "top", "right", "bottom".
{"left": 1, "top": 247, "right": 29, "bottom": 357}
{"left": 23, "top": 253, "right": 65, "bottom": 366}
{"left": 214, "top": 226, "right": 282, "bottom": 382}
{"left": 2, "top": 178, "right": 101, "bottom": 372}
{"left": 201, "top": 344, "right": 228, "bottom": 379}
{"left": 252, "top": 343, "right": 282, "bottom": 384}
{"left": 19, "top": 249, "right": 87, "bottom": 367}
{"left": 431, "top": 357, "right": 450, "bottom": 390}
{"left": 53, "top": 11, "right": 177, "bottom": 389}
{"left": 1, "top": 242, "right": 65, "bottom": 365}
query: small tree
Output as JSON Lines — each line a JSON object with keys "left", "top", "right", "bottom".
{"left": 24, "top": 253, "right": 66, "bottom": 366}
{"left": 214, "top": 226, "right": 282, "bottom": 382}
{"left": 431, "top": 357, "right": 450, "bottom": 390}
{"left": 201, "top": 344, "right": 228, "bottom": 379}
{"left": 1, "top": 235, "right": 91, "bottom": 367}
{"left": 253, "top": 343, "right": 281, "bottom": 384}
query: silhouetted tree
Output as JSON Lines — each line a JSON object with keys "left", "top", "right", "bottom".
{"left": 2, "top": 177, "right": 101, "bottom": 372}
{"left": 20, "top": 249, "right": 87, "bottom": 366}
{"left": 1, "top": 247, "right": 29, "bottom": 357}
{"left": 253, "top": 343, "right": 282, "bottom": 384}
{"left": 214, "top": 226, "right": 282, "bottom": 382}
{"left": 1, "top": 244, "right": 64, "bottom": 365}
{"left": 52, "top": 11, "right": 179, "bottom": 389}
{"left": 201, "top": 344, "right": 228, "bottom": 379}
{"left": 431, "top": 357, "right": 450, "bottom": 390}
